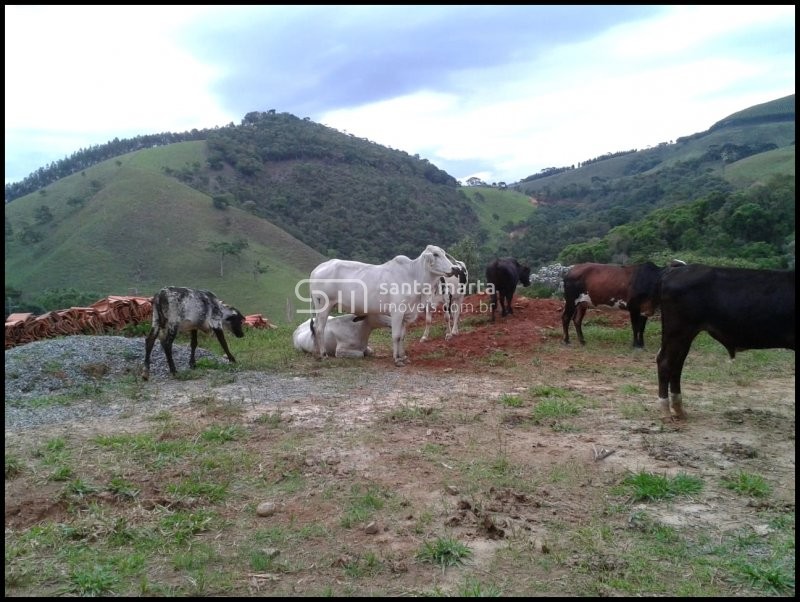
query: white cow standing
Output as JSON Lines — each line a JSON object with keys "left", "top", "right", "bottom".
{"left": 307, "top": 244, "right": 455, "bottom": 366}
{"left": 420, "top": 258, "right": 469, "bottom": 342}
{"left": 292, "top": 313, "right": 390, "bottom": 358}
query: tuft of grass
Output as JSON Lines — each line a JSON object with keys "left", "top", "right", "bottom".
{"left": 732, "top": 557, "right": 795, "bottom": 594}
{"left": 158, "top": 509, "right": 217, "bottom": 545}
{"left": 721, "top": 471, "right": 771, "bottom": 497}
{"left": 343, "top": 551, "right": 383, "bottom": 578}
{"left": 108, "top": 475, "right": 140, "bottom": 499}
{"left": 68, "top": 565, "right": 119, "bottom": 596}
{"left": 531, "top": 398, "right": 582, "bottom": 423}
{"left": 385, "top": 403, "right": 439, "bottom": 424}
{"left": 200, "top": 424, "right": 245, "bottom": 443}
{"left": 620, "top": 471, "right": 704, "bottom": 501}
{"left": 5, "top": 453, "right": 24, "bottom": 478}
{"left": 416, "top": 536, "right": 473, "bottom": 569}
{"left": 254, "top": 411, "right": 283, "bottom": 427}
{"left": 65, "top": 478, "right": 98, "bottom": 497}
{"left": 481, "top": 349, "right": 512, "bottom": 367}
{"left": 457, "top": 576, "right": 502, "bottom": 597}
{"left": 498, "top": 393, "right": 524, "bottom": 408}
{"left": 340, "top": 484, "right": 387, "bottom": 528}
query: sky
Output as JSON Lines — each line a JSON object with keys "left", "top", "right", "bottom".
{"left": 4, "top": 5, "right": 795, "bottom": 187}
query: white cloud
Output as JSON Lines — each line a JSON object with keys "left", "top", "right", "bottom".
{"left": 5, "top": 5, "right": 794, "bottom": 186}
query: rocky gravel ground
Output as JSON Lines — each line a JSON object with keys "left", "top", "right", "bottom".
{"left": 4, "top": 335, "right": 447, "bottom": 432}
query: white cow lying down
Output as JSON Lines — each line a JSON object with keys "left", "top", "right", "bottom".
{"left": 293, "top": 313, "right": 391, "bottom": 358}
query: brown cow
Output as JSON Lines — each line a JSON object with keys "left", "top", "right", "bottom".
{"left": 561, "top": 261, "right": 670, "bottom": 348}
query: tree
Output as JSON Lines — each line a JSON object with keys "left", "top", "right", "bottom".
{"left": 206, "top": 239, "right": 249, "bottom": 277}
{"left": 251, "top": 260, "right": 270, "bottom": 281}
{"left": 35, "top": 204, "right": 53, "bottom": 225}
{"left": 67, "top": 196, "right": 86, "bottom": 209}
{"left": 212, "top": 193, "right": 233, "bottom": 210}
{"left": 17, "top": 221, "right": 43, "bottom": 244}
{"left": 447, "top": 236, "right": 480, "bottom": 285}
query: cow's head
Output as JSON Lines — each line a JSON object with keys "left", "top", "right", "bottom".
{"left": 519, "top": 265, "right": 532, "bottom": 287}
{"left": 223, "top": 306, "right": 246, "bottom": 338}
{"left": 423, "top": 245, "right": 455, "bottom": 276}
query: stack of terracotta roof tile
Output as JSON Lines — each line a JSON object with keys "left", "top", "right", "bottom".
{"left": 5, "top": 297, "right": 279, "bottom": 348}
{"left": 5, "top": 313, "right": 35, "bottom": 349}
{"left": 4, "top": 296, "right": 154, "bottom": 349}
{"left": 244, "top": 314, "right": 278, "bottom": 329}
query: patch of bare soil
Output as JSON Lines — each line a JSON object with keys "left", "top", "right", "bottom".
{"left": 5, "top": 297, "right": 795, "bottom": 596}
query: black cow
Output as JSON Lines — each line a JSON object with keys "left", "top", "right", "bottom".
{"left": 562, "top": 261, "right": 668, "bottom": 348}
{"left": 656, "top": 264, "right": 795, "bottom": 420}
{"left": 143, "top": 287, "right": 245, "bottom": 380}
{"left": 485, "top": 258, "right": 531, "bottom": 322}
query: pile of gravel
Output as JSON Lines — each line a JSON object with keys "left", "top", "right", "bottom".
{"left": 5, "top": 335, "right": 219, "bottom": 405}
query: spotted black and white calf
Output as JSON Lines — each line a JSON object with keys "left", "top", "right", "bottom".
{"left": 143, "top": 287, "right": 245, "bottom": 379}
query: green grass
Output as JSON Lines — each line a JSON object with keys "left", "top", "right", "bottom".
{"left": 721, "top": 471, "right": 772, "bottom": 497}
{"left": 498, "top": 393, "right": 524, "bottom": 408}
{"left": 5, "top": 453, "right": 24, "bottom": 478}
{"left": 416, "top": 537, "right": 474, "bottom": 569}
{"left": 620, "top": 471, "right": 704, "bottom": 502}
{"left": 530, "top": 385, "right": 587, "bottom": 428}
{"left": 340, "top": 484, "right": 388, "bottom": 528}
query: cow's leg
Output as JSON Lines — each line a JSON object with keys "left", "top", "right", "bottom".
{"left": 561, "top": 300, "right": 575, "bottom": 345}
{"left": 213, "top": 328, "right": 237, "bottom": 364}
{"left": 391, "top": 313, "right": 407, "bottom": 366}
{"left": 489, "top": 292, "right": 498, "bottom": 322}
{"left": 161, "top": 326, "right": 179, "bottom": 375}
{"left": 311, "top": 305, "right": 333, "bottom": 360}
{"left": 143, "top": 326, "right": 159, "bottom": 380}
{"left": 656, "top": 331, "right": 696, "bottom": 420}
{"left": 505, "top": 292, "right": 514, "bottom": 316}
{"left": 630, "top": 310, "right": 646, "bottom": 349}
{"left": 420, "top": 301, "right": 433, "bottom": 342}
{"left": 448, "top": 298, "right": 460, "bottom": 338}
{"left": 573, "top": 302, "right": 588, "bottom": 345}
{"left": 189, "top": 330, "right": 199, "bottom": 368}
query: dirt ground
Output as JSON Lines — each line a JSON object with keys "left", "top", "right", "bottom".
{"left": 5, "top": 296, "right": 796, "bottom": 596}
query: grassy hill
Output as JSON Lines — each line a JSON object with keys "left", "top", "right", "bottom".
{"left": 5, "top": 144, "right": 326, "bottom": 320}
{"left": 460, "top": 186, "right": 535, "bottom": 254}
{"left": 514, "top": 94, "right": 794, "bottom": 195}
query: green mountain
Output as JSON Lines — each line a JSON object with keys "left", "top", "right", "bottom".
{"left": 4, "top": 96, "right": 795, "bottom": 319}
{"left": 508, "top": 94, "right": 794, "bottom": 267}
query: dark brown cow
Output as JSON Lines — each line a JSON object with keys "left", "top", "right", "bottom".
{"left": 656, "top": 264, "right": 795, "bottom": 420}
{"left": 485, "top": 257, "right": 532, "bottom": 322}
{"left": 143, "top": 287, "right": 245, "bottom": 379}
{"left": 561, "top": 261, "right": 667, "bottom": 348}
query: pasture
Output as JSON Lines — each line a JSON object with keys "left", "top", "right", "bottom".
{"left": 5, "top": 298, "right": 795, "bottom": 596}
